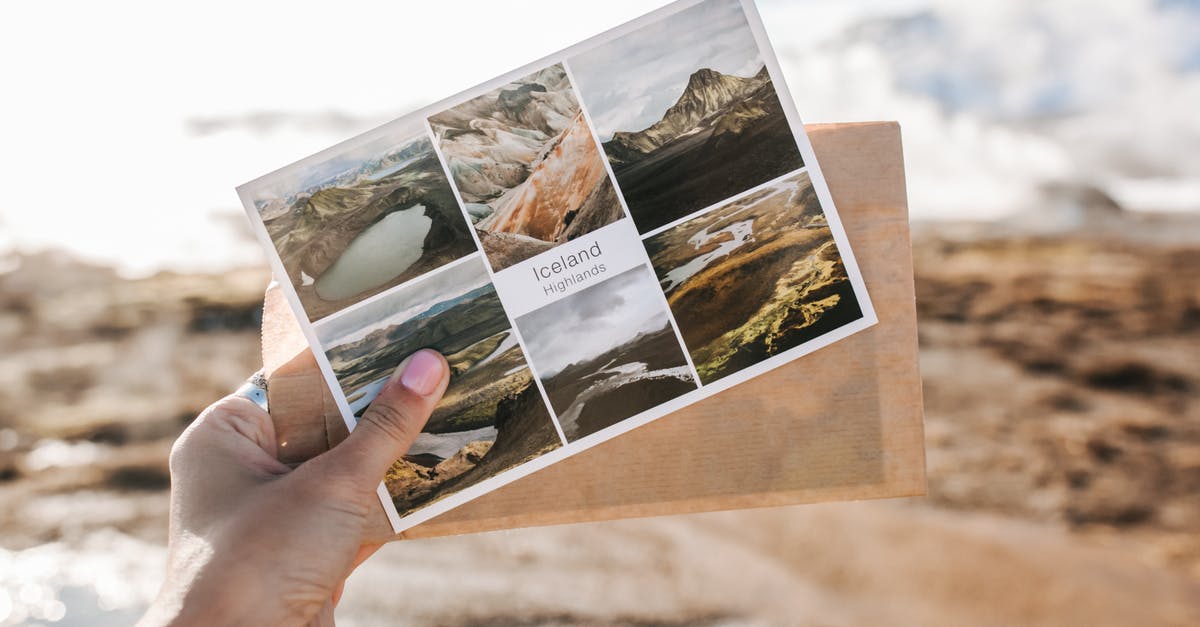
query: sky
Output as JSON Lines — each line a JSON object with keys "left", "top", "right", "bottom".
{"left": 0, "top": 0, "right": 1197, "bottom": 277}
{"left": 315, "top": 256, "right": 492, "bottom": 349}
{"left": 516, "top": 266, "right": 672, "bottom": 378}
{"left": 568, "top": 0, "right": 764, "bottom": 141}
{"left": 765, "top": 0, "right": 1200, "bottom": 217}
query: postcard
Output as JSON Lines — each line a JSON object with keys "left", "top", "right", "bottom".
{"left": 237, "top": 0, "right": 878, "bottom": 533}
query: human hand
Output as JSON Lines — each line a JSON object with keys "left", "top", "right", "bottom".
{"left": 139, "top": 349, "right": 450, "bottom": 626}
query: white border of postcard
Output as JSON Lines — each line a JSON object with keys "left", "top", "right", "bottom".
{"left": 237, "top": 0, "right": 878, "bottom": 534}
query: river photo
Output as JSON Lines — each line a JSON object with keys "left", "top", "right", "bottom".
{"left": 644, "top": 170, "right": 863, "bottom": 384}
{"left": 516, "top": 265, "right": 697, "bottom": 441}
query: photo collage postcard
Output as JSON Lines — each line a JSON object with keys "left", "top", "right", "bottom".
{"left": 238, "top": 0, "right": 877, "bottom": 532}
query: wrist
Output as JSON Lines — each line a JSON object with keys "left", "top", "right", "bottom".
{"left": 140, "top": 578, "right": 268, "bottom": 627}
{"left": 139, "top": 548, "right": 267, "bottom": 627}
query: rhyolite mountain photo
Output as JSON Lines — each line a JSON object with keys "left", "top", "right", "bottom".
{"left": 516, "top": 266, "right": 696, "bottom": 441}
{"left": 254, "top": 129, "right": 476, "bottom": 321}
{"left": 318, "top": 258, "right": 561, "bottom": 515}
{"left": 644, "top": 171, "right": 862, "bottom": 384}
{"left": 568, "top": 0, "right": 803, "bottom": 233}
{"left": 429, "top": 64, "right": 624, "bottom": 271}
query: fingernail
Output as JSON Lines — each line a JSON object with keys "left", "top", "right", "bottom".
{"left": 395, "top": 350, "right": 443, "bottom": 396}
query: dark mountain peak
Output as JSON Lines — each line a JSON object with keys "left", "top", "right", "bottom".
{"left": 677, "top": 68, "right": 757, "bottom": 106}
{"left": 668, "top": 68, "right": 753, "bottom": 121}
{"left": 687, "top": 67, "right": 723, "bottom": 88}
{"left": 603, "top": 65, "right": 774, "bottom": 164}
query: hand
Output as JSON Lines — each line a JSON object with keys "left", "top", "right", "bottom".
{"left": 139, "top": 349, "right": 450, "bottom": 626}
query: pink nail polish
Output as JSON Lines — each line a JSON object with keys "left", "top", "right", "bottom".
{"left": 398, "top": 350, "right": 443, "bottom": 396}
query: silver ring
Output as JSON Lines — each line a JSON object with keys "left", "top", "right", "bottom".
{"left": 234, "top": 370, "right": 269, "bottom": 412}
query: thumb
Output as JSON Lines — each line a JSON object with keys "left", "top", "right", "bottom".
{"left": 324, "top": 349, "right": 450, "bottom": 483}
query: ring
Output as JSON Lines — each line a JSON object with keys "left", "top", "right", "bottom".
{"left": 234, "top": 370, "right": 269, "bottom": 412}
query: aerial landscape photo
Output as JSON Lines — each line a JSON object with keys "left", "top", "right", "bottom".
{"left": 568, "top": 0, "right": 804, "bottom": 234}
{"left": 429, "top": 63, "right": 625, "bottom": 271}
{"left": 644, "top": 170, "right": 863, "bottom": 384}
{"left": 515, "top": 266, "right": 697, "bottom": 442}
{"left": 248, "top": 121, "right": 476, "bottom": 321}
{"left": 316, "top": 257, "right": 561, "bottom": 515}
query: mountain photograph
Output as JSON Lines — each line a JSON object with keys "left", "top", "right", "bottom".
{"left": 515, "top": 266, "right": 697, "bottom": 442}
{"left": 429, "top": 64, "right": 625, "bottom": 271}
{"left": 568, "top": 0, "right": 804, "bottom": 233}
{"left": 643, "top": 171, "right": 863, "bottom": 384}
{"left": 316, "top": 257, "right": 561, "bottom": 516}
{"left": 251, "top": 122, "right": 477, "bottom": 321}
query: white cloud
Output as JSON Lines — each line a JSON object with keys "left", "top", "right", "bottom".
{"left": 2, "top": 0, "right": 1197, "bottom": 276}
{"left": 761, "top": 0, "right": 1200, "bottom": 218}
{"left": 0, "top": 0, "right": 656, "bottom": 276}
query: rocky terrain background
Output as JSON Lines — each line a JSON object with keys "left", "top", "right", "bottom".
{"left": 1, "top": 211, "right": 1198, "bottom": 625}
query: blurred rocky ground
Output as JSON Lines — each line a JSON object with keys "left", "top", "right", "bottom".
{"left": 0, "top": 254, "right": 268, "bottom": 548}
{"left": 1, "top": 210, "right": 1198, "bottom": 625}
{"left": 915, "top": 220, "right": 1200, "bottom": 576}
